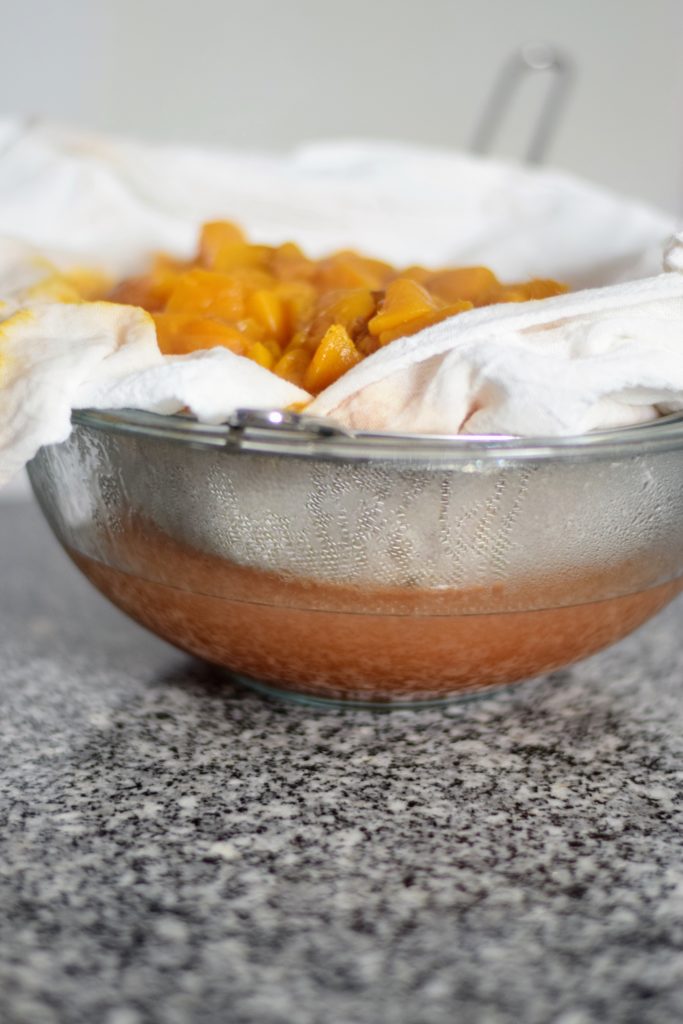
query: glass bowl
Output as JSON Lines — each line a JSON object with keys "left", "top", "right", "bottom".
{"left": 27, "top": 408, "right": 683, "bottom": 707}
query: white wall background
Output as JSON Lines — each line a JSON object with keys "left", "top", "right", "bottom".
{"left": 0, "top": 0, "right": 681, "bottom": 212}
{"left": 1, "top": 0, "right": 681, "bottom": 502}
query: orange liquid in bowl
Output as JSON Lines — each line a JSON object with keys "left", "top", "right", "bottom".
{"left": 67, "top": 524, "right": 683, "bottom": 702}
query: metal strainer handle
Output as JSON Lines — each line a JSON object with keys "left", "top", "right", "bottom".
{"left": 470, "top": 43, "right": 575, "bottom": 165}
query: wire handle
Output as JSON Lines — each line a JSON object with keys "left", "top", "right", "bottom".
{"left": 471, "top": 44, "right": 575, "bottom": 165}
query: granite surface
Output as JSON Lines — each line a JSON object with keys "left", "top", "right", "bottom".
{"left": 2, "top": 501, "right": 683, "bottom": 1024}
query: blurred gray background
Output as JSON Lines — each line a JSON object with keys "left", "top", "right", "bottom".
{"left": 0, "top": 0, "right": 680, "bottom": 501}
{"left": 1, "top": 0, "right": 680, "bottom": 211}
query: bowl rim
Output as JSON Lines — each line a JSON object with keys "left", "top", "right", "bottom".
{"left": 70, "top": 407, "right": 683, "bottom": 464}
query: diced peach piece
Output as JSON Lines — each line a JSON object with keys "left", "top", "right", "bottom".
{"left": 198, "top": 221, "right": 246, "bottom": 268}
{"left": 368, "top": 278, "right": 441, "bottom": 337}
{"left": 152, "top": 312, "right": 188, "bottom": 353}
{"left": 270, "top": 242, "right": 316, "bottom": 282}
{"left": 304, "top": 324, "right": 362, "bottom": 394}
{"left": 219, "top": 265, "right": 275, "bottom": 290}
{"left": 109, "top": 274, "right": 166, "bottom": 311}
{"left": 144, "top": 256, "right": 186, "bottom": 307}
{"left": 425, "top": 266, "right": 500, "bottom": 306}
{"left": 247, "top": 289, "right": 286, "bottom": 343}
{"left": 234, "top": 316, "right": 266, "bottom": 343}
{"left": 165, "top": 268, "right": 246, "bottom": 320}
{"left": 282, "top": 330, "right": 309, "bottom": 353}
{"left": 315, "top": 252, "right": 393, "bottom": 291}
{"left": 211, "top": 242, "right": 274, "bottom": 274}
{"left": 398, "top": 265, "right": 431, "bottom": 284}
{"left": 504, "top": 278, "right": 568, "bottom": 301}
{"left": 274, "top": 282, "right": 318, "bottom": 335}
{"left": 153, "top": 252, "right": 189, "bottom": 272}
{"left": 306, "top": 288, "right": 376, "bottom": 348}
{"left": 356, "top": 332, "right": 381, "bottom": 357}
{"left": 354, "top": 254, "right": 394, "bottom": 286}
{"left": 247, "top": 340, "right": 276, "bottom": 370}
{"left": 259, "top": 337, "right": 282, "bottom": 361}
{"left": 273, "top": 347, "right": 311, "bottom": 388}
{"left": 378, "top": 300, "right": 473, "bottom": 345}
{"left": 153, "top": 314, "right": 247, "bottom": 356}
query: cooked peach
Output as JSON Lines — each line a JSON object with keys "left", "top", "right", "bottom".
{"left": 273, "top": 347, "right": 310, "bottom": 388}
{"left": 153, "top": 314, "right": 247, "bottom": 356}
{"left": 165, "top": 268, "right": 245, "bottom": 320}
{"left": 306, "top": 288, "right": 376, "bottom": 350}
{"left": 426, "top": 266, "right": 500, "bottom": 306}
{"left": 368, "top": 279, "right": 441, "bottom": 337}
{"left": 304, "top": 324, "right": 362, "bottom": 393}
{"left": 377, "top": 301, "right": 473, "bottom": 346}
{"left": 109, "top": 220, "right": 566, "bottom": 397}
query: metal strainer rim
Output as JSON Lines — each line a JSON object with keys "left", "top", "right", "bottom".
{"left": 70, "top": 407, "right": 683, "bottom": 464}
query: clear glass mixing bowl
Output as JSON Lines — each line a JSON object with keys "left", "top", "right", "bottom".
{"left": 27, "top": 408, "right": 683, "bottom": 707}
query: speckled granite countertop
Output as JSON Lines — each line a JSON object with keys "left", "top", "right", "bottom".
{"left": 2, "top": 501, "right": 683, "bottom": 1024}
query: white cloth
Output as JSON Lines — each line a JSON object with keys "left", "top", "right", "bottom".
{"left": 0, "top": 299, "right": 159, "bottom": 487}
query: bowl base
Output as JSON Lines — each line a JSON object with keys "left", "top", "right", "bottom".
{"left": 229, "top": 671, "right": 521, "bottom": 711}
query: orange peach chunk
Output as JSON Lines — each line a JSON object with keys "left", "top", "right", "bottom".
{"left": 368, "top": 279, "right": 441, "bottom": 337}
{"left": 165, "top": 268, "right": 245, "bottom": 320}
{"left": 153, "top": 314, "right": 247, "bottom": 356}
{"left": 198, "top": 220, "right": 246, "bottom": 269}
{"left": 306, "top": 288, "right": 376, "bottom": 349}
{"left": 110, "top": 219, "right": 568, "bottom": 393}
{"left": 247, "top": 340, "right": 276, "bottom": 370}
{"left": 304, "top": 324, "right": 362, "bottom": 394}
{"left": 378, "top": 301, "right": 473, "bottom": 345}
{"left": 425, "top": 266, "right": 500, "bottom": 306}
{"left": 247, "top": 289, "right": 286, "bottom": 343}
{"left": 273, "top": 347, "right": 311, "bottom": 388}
